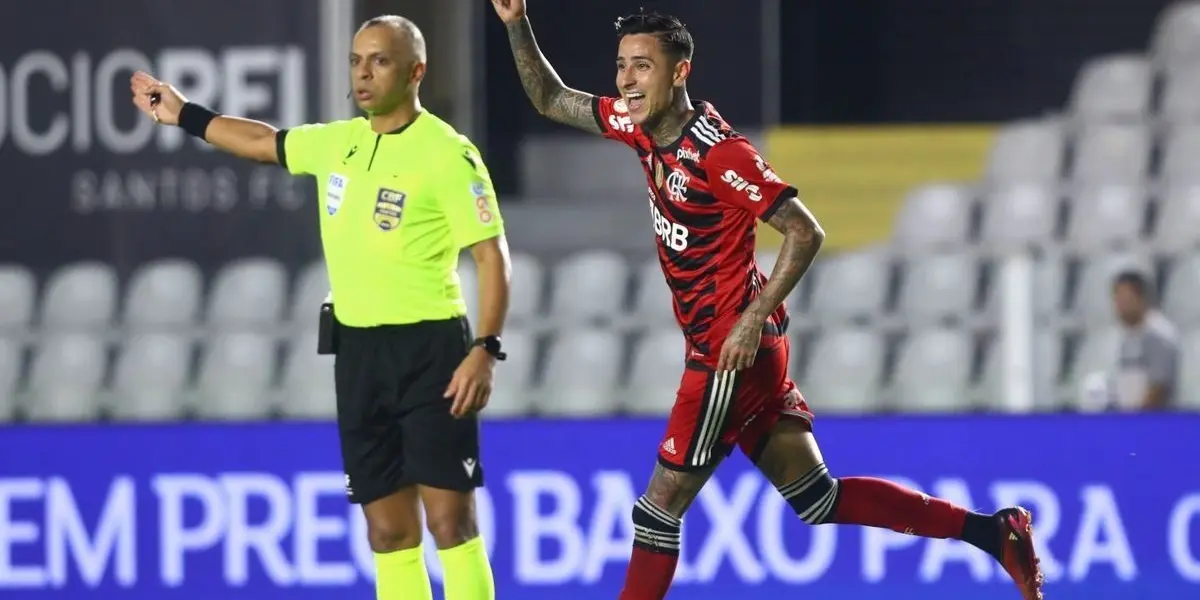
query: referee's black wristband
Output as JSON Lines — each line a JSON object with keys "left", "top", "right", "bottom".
{"left": 178, "top": 102, "right": 219, "bottom": 140}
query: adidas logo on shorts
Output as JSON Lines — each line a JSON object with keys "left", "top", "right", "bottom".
{"left": 661, "top": 437, "right": 677, "bottom": 455}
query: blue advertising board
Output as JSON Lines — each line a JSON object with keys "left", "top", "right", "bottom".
{"left": 0, "top": 414, "right": 1196, "bottom": 599}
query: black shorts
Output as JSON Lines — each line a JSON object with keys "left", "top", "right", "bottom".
{"left": 334, "top": 316, "right": 483, "bottom": 504}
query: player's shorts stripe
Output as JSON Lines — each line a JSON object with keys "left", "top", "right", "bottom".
{"left": 690, "top": 370, "right": 737, "bottom": 467}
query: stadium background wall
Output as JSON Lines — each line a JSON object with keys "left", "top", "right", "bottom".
{"left": 0, "top": 414, "right": 1195, "bottom": 600}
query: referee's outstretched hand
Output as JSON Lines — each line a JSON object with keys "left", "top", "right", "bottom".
{"left": 444, "top": 348, "right": 495, "bottom": 418}
{"left": 130, "top": 71, "right": 186, "bottom": 126}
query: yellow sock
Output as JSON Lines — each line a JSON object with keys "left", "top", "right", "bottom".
{"left": 374, "top": 545, "right": 432, "bottom": 600}
{"left": 437, "top": 536, "right": 495, "bottom": 600}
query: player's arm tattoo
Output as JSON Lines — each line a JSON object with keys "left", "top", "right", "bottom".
{"left": 505, "top": 17, "right": 601, "bottom": 134}
{"left": 744, "top": 197, "right": 825, "bottom": 322}
{"left": 644, "top": 462, "right": 719, "bottom": 516}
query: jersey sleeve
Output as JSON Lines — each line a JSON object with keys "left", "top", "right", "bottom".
{"left": 438, "top": 137, "right": 506, "bottom": 248}
{"left": 591, "top": 96, "right": 640, "bottom": 148}
{"left": 704, "top": 137, "right": 799, "bottom": 221}
{"left": 277, "top": 121, "right": 337, "bottom": 176}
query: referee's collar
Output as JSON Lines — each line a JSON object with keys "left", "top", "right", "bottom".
{"left": 379, "top": 111, "right": 423, "bottom": 135}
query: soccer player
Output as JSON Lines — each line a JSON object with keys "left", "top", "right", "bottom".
{"left": 491, "top": 2, "right": 1045, "bottom": 599}
{"left": 130, "top": 16, "right": 504, "bottom": 600}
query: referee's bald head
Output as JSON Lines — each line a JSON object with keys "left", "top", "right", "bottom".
{"left": 358, "top": 15, "right": 427, "bottom": 64}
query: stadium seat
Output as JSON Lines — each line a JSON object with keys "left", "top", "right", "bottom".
{"left": 457, "top": 258, "right": 479, "bottom": 325}
{"left": 891, "top": 184, "right": 974, "bottom": 253}
{"left": 800, "top": 327, "right": 885, "bottom": 413}
{"left": 0, "top": 265, "right": 36, "bottom": 333}
{"left": 897, "top": 252, "right": 979, "bottom": 326}
{"left": 1177, "top": 330, "right": 1200, "bottom": 409}
{"left": 508, "top": 252, "right": 545, "bottom": 325}
{"left": 892, "top": 327, "right": 974, "bottom": 412}
{"left": 537, "top": 328, "right": 622, "bottom": 416}
{"left": 1164, "top": 253, "right": 1200, "bottom": 327}
{"left": 25, "top": 334, "right": 107, "bottom": 421}
{"left": 630, "top": 257, "right": 675, "bottom": 327}
{"left": 622, "top": 329, "right": 685, "bottom": 415}
{"left": 277, "top": 329, "right": 336, "bottom": 420}
{"left": 1160, "top": 123, "right": 1200, "bottom": 186}
{"left": 1064, "top": 185, "right": 1146, "bottom": 251}
{"left": 548, "top": 250, "right": 629, "bottom": 323}
{"left": 1151, "top": 1, "right": 1200, "bottom": 72}
{"left": 808, "top": 248, "right": 891, "bottom": 324}
{"left": 40, "top": 262, "right": 118, "bottom": 332}
{"left": 1070, "top": 122, "right": 1151, "bottom": 186}
{"left": 979, "top": 330, "right": 1063, "bottom": 412}
{"left": 1034, "top": 251, "right": 1069, "bottom": 322}
{"left": 984, "top": 119, "right": 1064, "bottom": 185}
{"left": 122, "top": 259, "right": 204, "bottom": 331}
{"left": 205, "top": 258, "right": 288, "bottom": 329}
{"left": 1154, "top": 186, "right": 1200, "bottom": 254}
{"left": 487, "top": 329, "right": 538, "bottom": 417}
{"left": 756, "top": 249, "right": 779, "bottom": 276}
{"left": 288, "top": 261, "right": 329, "bottom": 327}
{"left": 1063, "top": 327, "right": 1123, "bottom": 406}
{"left": 109, "top": 333, "right": 191, "bottom": 421}
{"left": 1068, "top": 54, "right": 1153, "bottom": 121}
{"left": 1071, "top": 251, "right": 1155, "bottom": 326}
{"left": 1160, "top": 65, "right": 1200, "bottom": 122}
{"left": 978, "top": 185, "right": 1059, "bottom": 251}
{"left": 193, "top": 332, "right": 276, "bottom": 420}
{"left": 0, "top": 338, "right": 21, "bottom": 421}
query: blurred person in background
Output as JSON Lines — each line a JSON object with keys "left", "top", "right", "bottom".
{"left": 130, "top": 14, "right": 507, "bottom": 600}
{"left": 492, "top": 1, "right": 1045, "bottom": 599}
{"left": 1111, "top": 270, "right": 1179, "bottom": 410}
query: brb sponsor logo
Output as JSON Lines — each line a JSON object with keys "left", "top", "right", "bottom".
{"left": 0, "top": 46, "right": 309, "bottom": 214}
{"left": 649, "top": 190, "right": 689, "bottom": 251}
{"left": 721, "top": 169, "right": 762, "bottom": 202}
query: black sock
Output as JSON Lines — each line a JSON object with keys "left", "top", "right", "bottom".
{"left": 960, "top": 511, "right": 1002, "bottom": 559}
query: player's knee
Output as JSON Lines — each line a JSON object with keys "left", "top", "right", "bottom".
{"left": 776, "top": 462, "right": 840, "bottom": 525}
{"left": 424, "top": 505, "right": 480, "bottom": 549}
{"left": 365, "top": 518, "right": 423, "bottom": 553}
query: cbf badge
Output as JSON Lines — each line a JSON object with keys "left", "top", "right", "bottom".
{"left": 326, "top": 173, "right": 349, "bottom": 216}
{"left": 373, "top": 188, "right": 406, "bottom": 231}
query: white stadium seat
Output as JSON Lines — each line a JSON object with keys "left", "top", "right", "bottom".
{"left": 41, "top": 262, "right": 118, "bottom": 331}
{"left": 123, "top": 259, "right": 204, "bottom": 330}
{"left": 206, "top": 258, "right": 288, "bottom": 328}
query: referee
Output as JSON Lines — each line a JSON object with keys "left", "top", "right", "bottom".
{"left": 130, "top": 16, "right": 505, "bottom": 600}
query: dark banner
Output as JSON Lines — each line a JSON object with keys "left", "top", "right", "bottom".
{"left": 0, "top": 1, "right": 324, "bottom": 277}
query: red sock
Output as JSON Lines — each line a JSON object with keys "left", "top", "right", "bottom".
{"left": 619, "top": 496, "right": 683, "bottom": 600}
{"left": 831, "top": 476, "right": 967, "bottom": 539}
{"left": 617, "top": 547, "right": 678, "bottom": 600}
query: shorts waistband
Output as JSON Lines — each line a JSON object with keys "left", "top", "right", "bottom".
{"left": 338, "top": 316, "right": 469, "bottom": 338}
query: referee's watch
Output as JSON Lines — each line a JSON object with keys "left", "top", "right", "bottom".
{"left": 472, "top": 335, "right": 507, "bottom": 361}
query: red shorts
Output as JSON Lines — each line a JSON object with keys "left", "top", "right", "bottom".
{"left": 658, "top": 336, "right": 814, "bottom": 471}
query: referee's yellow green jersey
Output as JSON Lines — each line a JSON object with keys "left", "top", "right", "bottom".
{"left": 277, "top": 112, "right": 504, "bottom": 327}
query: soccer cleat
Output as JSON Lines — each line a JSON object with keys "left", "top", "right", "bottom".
{"left": 996, "top": 506, "right": 1045, "bottom": 600}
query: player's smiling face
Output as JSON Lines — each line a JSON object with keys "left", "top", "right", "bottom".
{"left": 616, "top": 33, "right": 687, "bottom": 126}
{"left": 349, "top": 25, "right": 423, "bottom": 114}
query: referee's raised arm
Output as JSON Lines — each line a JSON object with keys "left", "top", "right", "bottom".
{"left": 129, "top": 70, "right": 284, "bottom": 164}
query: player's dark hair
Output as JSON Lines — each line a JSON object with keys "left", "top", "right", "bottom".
{"left": 1112, "top": 269, "right": 1151, "bottom": 299}
{"left": 614, "top": 9, "right": 694, "bottom": 62}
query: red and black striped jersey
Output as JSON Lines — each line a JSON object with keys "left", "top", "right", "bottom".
{"left": 592, "top": 96, "right": 798, "bottom": 367}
